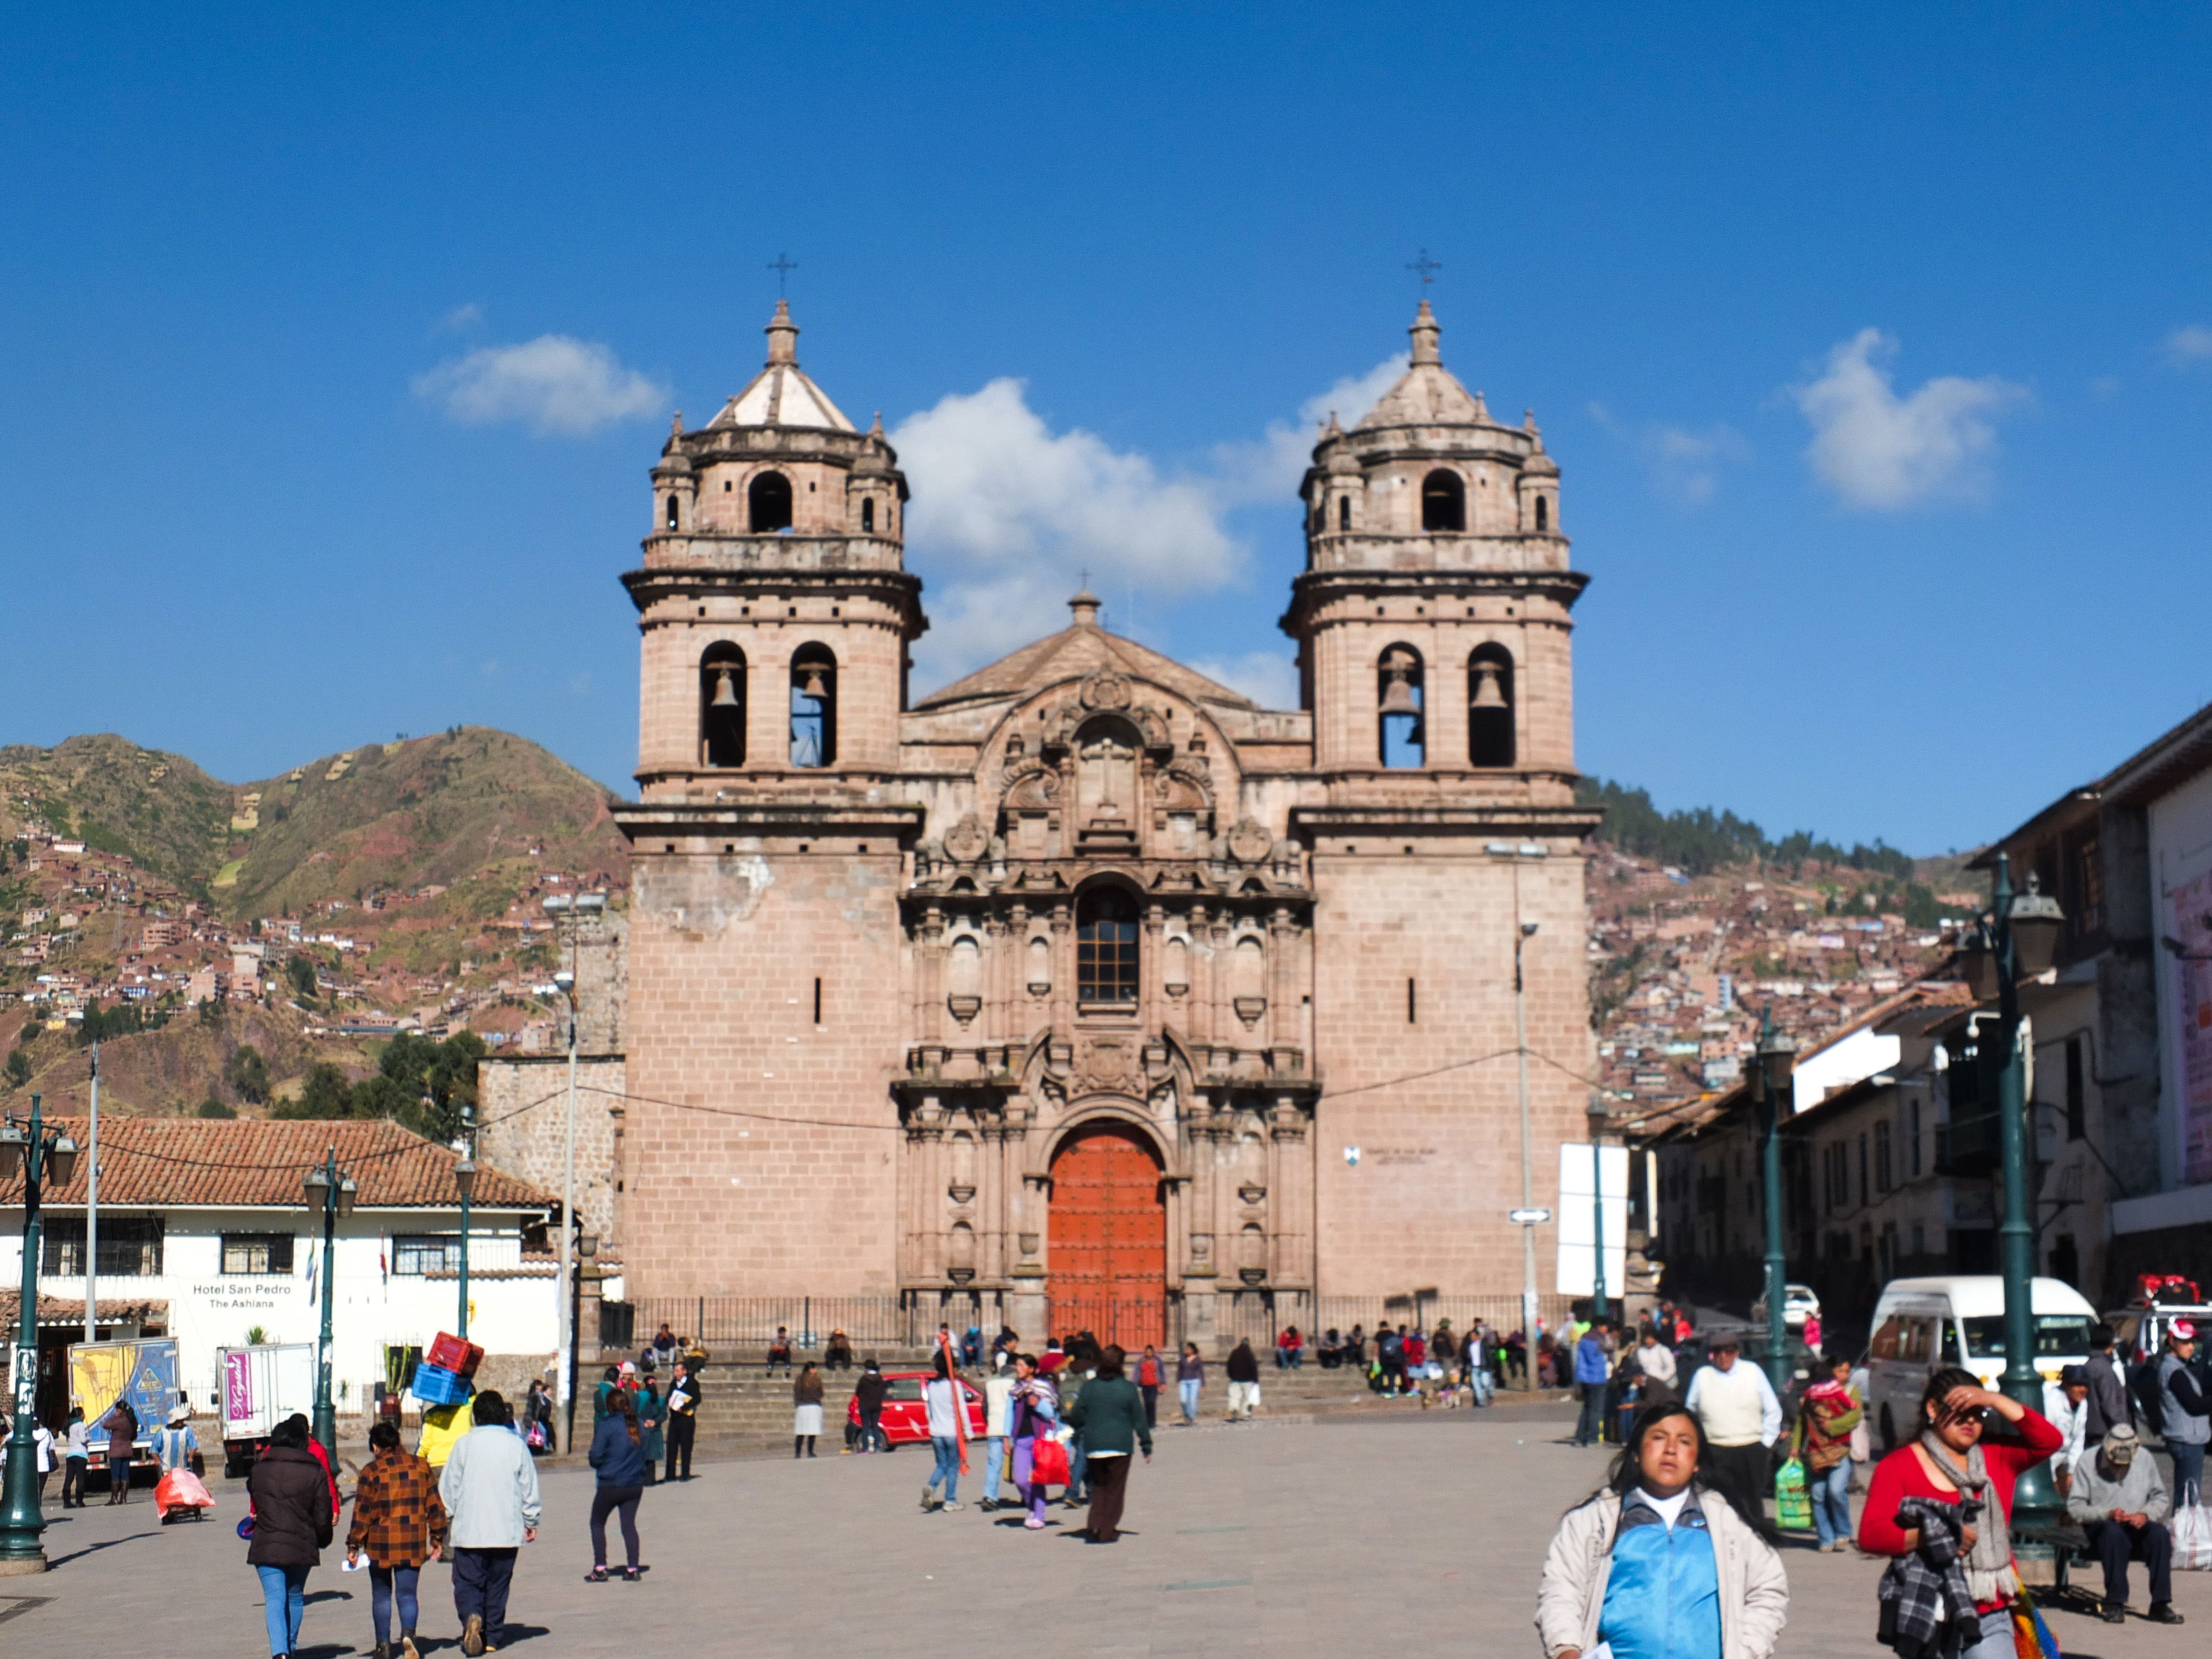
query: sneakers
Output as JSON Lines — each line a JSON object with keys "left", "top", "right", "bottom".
{"left": 978, "top": 1498, "right": 997, "bottom": 1512}
{"left": 2150, "top": 1603, "right": 2184, "bottom": 1625}
{"left": 461, "top": 1614, "right": 488, "bottom": 1657}
{"left": 942, "top": 1501, "right": 964, "bottom": 1512}
{"left": 921, "top": 1485, "right": 937, "bottom": 1511}
{"left": 400, "top": 1635, "right": 421, "bottom": 1659}
{"left": 1024, "top": 1516, "right": 1046, "bottom": 1530}
{"left": 585, "top": 1567, "right": 610, "bottom": 1583}
{"left": 622, "top": 1565, "right": 648, "bottom": 1582}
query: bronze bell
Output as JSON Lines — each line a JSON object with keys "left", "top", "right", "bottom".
{"left": 798, "top": 664, "right": 831, "bottom": 702}
{"left": 1470, "top": 662, "right": 1507, "bottom": 709}
{"left": 709, "top": 668, "right": 740, "bottom": 708}
{"left": 1378, "top": 651, "right": 1422, "bottom": 717}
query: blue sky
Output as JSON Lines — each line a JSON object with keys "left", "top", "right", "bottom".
{"left": 3, "top": 5, "right": 2209, "bottom": 854}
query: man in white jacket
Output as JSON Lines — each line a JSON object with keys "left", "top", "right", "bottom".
{"left": 440, "top": 1392, "right": 542, "bottom": 1657}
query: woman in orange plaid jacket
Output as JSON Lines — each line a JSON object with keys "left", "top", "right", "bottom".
{"left": 347, "top": 1420, "right": 450, "bottom": 1659}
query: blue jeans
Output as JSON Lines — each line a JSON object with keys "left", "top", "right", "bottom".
{"left": 1960, "top": 1607, "right": 2014, "bottom": 1659}
{"left": 1178, "top": 1379, "right": 1200, "bottom": 1422}
{"left": 1810, "top": 1458, "right": 1854, "bottom": 1547}
{"left": 1067, "top": 1436, "right": 1087, "bottom": 1498}
{"left": 2169, "top": 1439, "right": 2205, "bottom": 1507}
{"left": 254, "top": 1563, "right": 309, "bottom": 1657}
{"left": 927, "top": 1434, "right": 960, "bottom": 1503}
{"left": 369, "top": 1564, "right": 419, "bottom": 1644}
{"left": 1472, "top": 1366, "right": 1494, "bottom": 1406}
{"left": 1574, "top": 1383, "right": 1606, "bottom": 1445}
{"left": 981, "top": 1436, "right": 1006, "bottom": 1501}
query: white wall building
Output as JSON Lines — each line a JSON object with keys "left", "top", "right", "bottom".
{"left": 1, "top": 1118, "right": 559, "bottom": 1425}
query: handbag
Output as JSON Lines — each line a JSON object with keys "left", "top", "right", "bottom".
{"left": 1773, "top": 1457, "right": 1812, "bottom": 1531}
{"left": 1030, "top": 1437, "right": 1071, "bottom": 1486}
{"left": 525, "top": 1418, "right": 550, "bottom": 1451}
{"left": 2172, "top": 1503, "right": 2212, "bottom": 1572}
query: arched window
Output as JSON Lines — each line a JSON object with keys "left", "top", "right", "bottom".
{"left": 749, "top": 470, "right": 794, "bottom": 533}
{"left": 1337, "top": 495, "right": 1351, "bottom": 531}
{"left": 1468, "top": 645, "right": 1516, "bottom": 768}
{"left": 789, "top": 644, "right": 836, "bottom": 768}
{"left": 1076, "top": 886, "right": 1139, "bottom": 1004}
{"left": 698, "top": 643, "right": 746, "bottom": 768}
{"left": 1421, "top": 468, "right": 1465, "bottom": 533}
{"left": 1535, "top": 494, "right": 1550, "bottom": 532}
{"left": 665, "top": 494, "right": 680, "bottom": 531}
{"left": 1378, "top": 645, "right": 1425, "bottom": 769}
{"left": 860, "top": 496, "right": 875, "bottom": 533}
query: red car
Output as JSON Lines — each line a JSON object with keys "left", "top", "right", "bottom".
{"left": 845, "top": 1372, "right": 987, "bottom": 1448}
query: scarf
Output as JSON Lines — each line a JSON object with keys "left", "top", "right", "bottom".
{"left": 1918, "top": 1434, "right": 2018, "bottom": 1605}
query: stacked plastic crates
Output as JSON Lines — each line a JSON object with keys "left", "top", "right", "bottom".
{"left": 409, "top": 1331, "right": 485, "bottom": 1407}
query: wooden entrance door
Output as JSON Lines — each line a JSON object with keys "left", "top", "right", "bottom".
{"left": 1047, "top": 1123, "right": 1165, "bottom": 1350}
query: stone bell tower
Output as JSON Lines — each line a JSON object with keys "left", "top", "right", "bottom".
{"left": 1281, "top": 300, "right": 1599, "bottom": 1303}
{"left": 628, "top": 300, "right": 924, "bottom": 796}
{"left": 613, "top": 303, "right": 928, "bottom": 1300}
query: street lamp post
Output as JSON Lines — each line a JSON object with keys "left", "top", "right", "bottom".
{"left": 454, "top": 1133, "right": 477, "bottom": 1342}
{"left": 541, "top": 889, "right": 604, "bottom": 1454}
{"left": 1752, "top": 1007, "right": 1798, "bottom": 1395}
{"left": 302, "top": 1149, "right": 357, "bottom": 1457}
{"left": 1966, "top": 853, "right": 2065, "bottom": 1534}
{"left": 1587, "top": 1103, "right": 1609, "bottom": 1322}
{"left": 1, "top": 1095, "right": 81, "bottom": 1573}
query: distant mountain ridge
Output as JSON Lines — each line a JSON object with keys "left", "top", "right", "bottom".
{"left": 0, "top": 727, "right": 627, "bottom": 913}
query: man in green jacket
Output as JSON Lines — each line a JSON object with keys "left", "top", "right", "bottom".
{"left": 1064, "top": 1344, "right": 1152, "bottom": 1543}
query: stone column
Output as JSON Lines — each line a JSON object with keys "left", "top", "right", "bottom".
{"left": 1268, "top": 1097, "right": 1314, "bottom": 1291}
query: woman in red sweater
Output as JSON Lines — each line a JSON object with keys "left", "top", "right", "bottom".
{"left": 1859, "top": 1366, "right": 2063, "bottom": 1659}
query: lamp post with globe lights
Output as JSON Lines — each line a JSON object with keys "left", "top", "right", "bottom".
{"left": 1749, "top": 1009, "right": 1798, "bottom": 1394}
{"left": 303, "top": 1149, "right": 358, "bottom": 1457}
{"left": 0, "top": 1095, "right": 80, "bottom": 1573}
{"left": 1954, "top": 853, "right": 2065, "bottom": 1532}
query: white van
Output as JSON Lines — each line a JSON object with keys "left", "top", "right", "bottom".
{"left": 1863, "top": 1275, "right": 2099, "bottom": 1453}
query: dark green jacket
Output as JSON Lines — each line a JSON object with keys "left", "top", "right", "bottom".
{"left": 1065, "top": 1375, "right": 1152, "bottom": 1457}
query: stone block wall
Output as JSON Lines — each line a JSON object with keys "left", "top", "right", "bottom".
{"left": 1309, "top": 841, "right": 1590, "bottom": 1297}
{"left": 477, "top": 1055, "right": 625, "bottom": 1240}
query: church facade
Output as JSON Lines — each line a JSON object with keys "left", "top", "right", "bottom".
{"left": 608, "top": 300, "right": 1598, "bottom": 1344}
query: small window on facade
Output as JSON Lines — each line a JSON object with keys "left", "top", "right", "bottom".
{"left": 222, "top": 1233, "right": 296, "bottom": 1275}
{"left": 700, "top": 644, "right": 746, "bottom": 768}
{"left": 789, "top": 644, "right": 837, "bottom": 768}
{"left": 2064, "top": 1037, "right": 2085, "bottom": 1140}
{"left": 1337, "top": 495, "right": 1351, "bottom": 531}
{"left": 43, "top": 1217, "right": 164, "bottom": 1277}
{"left": 1378, "top": 645, "right": 1425, "bottom": 768}
{"left": 749, "top": 470, "right": 794, "bottom": 533}
{"left": 860, "top": 497, "right": 875, "bottom": 533}
{"left": 1076, "top": 886, "right": 1140, "bottom": 1003}
{"left": 1468, "top": 645, "right": 1515, "bottom": 768}
{"left": 393, "top": 1235, "right": 461, "bottom": 1276}
{"left": 1535, "top": 494, "right": 1550, "bottom": 531}
{"left": 665, "top": 495, "right": 679, "bottom": 530}
{"left": 1420, "top": 469, "right": 1465, "bottom": 532}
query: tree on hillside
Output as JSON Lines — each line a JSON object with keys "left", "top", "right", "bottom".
{"left": 4, "top": 1048, "right": 29, "bottom": 1089}
{"left": 197, "top": 1097, "right": 237, "bottom": 1119}
{"left": 285, "top": 956, "right": 318, "bottom": 1000}
{"left": 224, "top": 1044, "right": 270, "bottom": 1105}
{"left": 275, "top": 1061, "right": 354, "bottom": 1120}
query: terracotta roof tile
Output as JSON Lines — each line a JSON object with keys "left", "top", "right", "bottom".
{"left": 0, "top": 1117, "right": 554, "bottom": 1212}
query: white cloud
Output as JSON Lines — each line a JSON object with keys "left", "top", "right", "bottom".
{"left": 2164, "top": 324, "right": 2212, "bottom": 365}
{"left": 1589, "top": 403, "right": 1751, "bottom": 504}
{"left": 413, "top": 335, "right": 667, "bottom": 436}
{"left": 895, "top": 358, "right": 1411, "bottom": 697}
{"left": 1188, "top": 650, "right": 1301, "bottom": 710}
{"left": 1792, "top": 329, "right": 2025, "bottom": 509}
{"left": 439, "top": 302, "right": 484, "bottom": 333}
{"left": 1210, "top": 355, "right": 1407, "bottom": 504}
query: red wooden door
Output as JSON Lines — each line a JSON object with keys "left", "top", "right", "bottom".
{"left": 1047, "top": 1125, "right": 1165, "bottom": 1351}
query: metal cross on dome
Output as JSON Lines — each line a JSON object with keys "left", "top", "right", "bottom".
{"left": 1406, "top": 249, "right": 1442, "bottom": 288}
{"left": 768, "top": 252, "right": 799, "bottom": 296}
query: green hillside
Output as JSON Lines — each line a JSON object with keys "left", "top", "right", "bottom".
{"left": 221, "top": 727, "right": 624, "bottom": 917}
{"left": 0, "top": 735, "right": 233, "bottom": 893}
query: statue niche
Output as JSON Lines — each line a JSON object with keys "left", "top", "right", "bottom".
{"left": 1074, "top": 716, "right": 1142, "bottom": 852}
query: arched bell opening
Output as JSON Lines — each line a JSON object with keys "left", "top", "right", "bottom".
{"left": 1467, "top": 645, "right": 1516, "bottom": 768}
{"left": 1420, "top": 468, "right": 1465, "bottom": 533}
{"left": 1377, "top": 644, "right": 1426, "bottom": 769}
{"left": 789, "top": 644, "right": 836, "bottom": 768}
{"left": 698, "top": 643, "right": 746, "bottom": 768}
{"left": 749, "top": 469, "right": 794, "bottom": 533}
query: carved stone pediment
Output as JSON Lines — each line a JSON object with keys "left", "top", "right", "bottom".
{"left": 1080, "top": 670, "right": 1133, "bottom": 711}
{"left": 944, "top": 812, "right": 990, "bottom": 863}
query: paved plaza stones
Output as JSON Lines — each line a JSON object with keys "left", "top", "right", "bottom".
{"left": 6, "top": 1405, "right": 2209, "bottom": 1659}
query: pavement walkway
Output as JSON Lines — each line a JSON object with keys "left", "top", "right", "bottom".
{"left": 4, "top": 1404, "right": 2205, "bottom": 1659}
